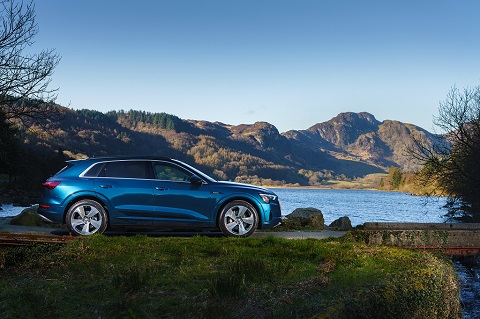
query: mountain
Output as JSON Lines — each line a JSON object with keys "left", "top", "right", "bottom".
{"left": 284, "top": 112, "right": 436, "bottom": 172}
{"left": 18, "top": 108, "right": 439, "bottom": 186}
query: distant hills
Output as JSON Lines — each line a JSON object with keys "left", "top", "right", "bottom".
{"left": 21, "top": 108, "right": 438, "bottom": 186}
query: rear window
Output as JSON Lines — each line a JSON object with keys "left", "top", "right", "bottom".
{"left": 99, "top": 161, "right": 150, "bottom": 179}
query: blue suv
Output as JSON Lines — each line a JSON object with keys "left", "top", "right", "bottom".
{"left": 38, "top": 156, "right": 282, "bottom": 237}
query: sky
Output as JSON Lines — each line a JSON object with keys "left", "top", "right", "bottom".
{"left": 30, "top": 0, "right": 480, "bottom": 133}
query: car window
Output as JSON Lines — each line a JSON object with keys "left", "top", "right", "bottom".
{"left": 83, "top": 163, "right": 105, "bottom": 177}
{"left": 153, "top": 162, "right": 190, "bottom": 181}
{"left": 101, "top": 161, "right": 149, "bottom": 179}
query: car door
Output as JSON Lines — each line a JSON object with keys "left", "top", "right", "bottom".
{"left": 93, "top": 160, "right": 156, "bottom": 225}
{"left": 151, "top": 161, "right": 214, "bottom": 226}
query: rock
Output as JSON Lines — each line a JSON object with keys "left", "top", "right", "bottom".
{"left": 285, "top": 207, "right": 324, "bottom": 230}
{"left": 9, "top": 206, "right": 44, "bottom": 227}
{"left": 329, "top": 216, "right": 352, "bottom": 231}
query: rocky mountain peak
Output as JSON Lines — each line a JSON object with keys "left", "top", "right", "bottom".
{"left": 306, "top": 112, "right": 381, "bottom": 147}
{"left": 230, "top": 121, "right": 284, "bottom": 149}
{"left": 331, "top": 112, "right": 380, "bottom": 126}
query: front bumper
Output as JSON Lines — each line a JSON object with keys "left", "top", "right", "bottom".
{"left": 260, "top": 202, "right": 282, "bottom": 229}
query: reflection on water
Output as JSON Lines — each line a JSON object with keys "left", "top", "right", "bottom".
{"left": 271, "top": 188, "right": 448, "bottom": 226}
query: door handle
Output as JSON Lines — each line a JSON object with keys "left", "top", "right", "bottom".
{"left": 99, "top": 185, "right": 113, "bottom": 188}
{"left": 155, "top": 187, "right": 168, "bottom": 191}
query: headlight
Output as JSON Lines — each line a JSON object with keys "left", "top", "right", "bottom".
{"left": 259, "top": 193, "right": 277, "bottom": 204}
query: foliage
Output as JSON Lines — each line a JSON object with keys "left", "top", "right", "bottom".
{"left": 411, "top": 85, "right": 480, "bottom": 220}
{"left": 376, "top": 167, "right": 419, "bottom": 193}
{"left": 0, "top": 235, "right": 461, "bottom": 319}
{"left": 390, "top": 166, "right": 403, "bottom": 189}
{"left": 113, "top": 109, "right": 184, "bottom": 131}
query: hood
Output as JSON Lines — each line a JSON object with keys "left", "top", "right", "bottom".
{"left": 216, "top": 181, "right": 271, "bottom": 192}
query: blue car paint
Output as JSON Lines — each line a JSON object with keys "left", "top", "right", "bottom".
{"left": 38, "top": 157, "right": 282, "bottom": 234}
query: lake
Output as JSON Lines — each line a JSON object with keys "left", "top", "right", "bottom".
{"left": 272, "top": 188, "right": 449, "bottom": 226}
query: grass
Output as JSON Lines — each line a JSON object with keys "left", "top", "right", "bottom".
{"left": 0, "top": 234, "right": 461, "bottom": 319}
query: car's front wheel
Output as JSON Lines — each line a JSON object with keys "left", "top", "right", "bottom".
{"left": 219, "top": 200, "right": 259, "bottom": 237}
{"left": 66, "top": 199, "right": 108, "bottom": 236}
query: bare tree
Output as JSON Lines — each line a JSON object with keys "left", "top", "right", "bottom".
{"left": 410, "top": 85, "right": 480, "bottom": 221}
{"left": 0, "top": 0, "right": 62, "bottom": 186}
{"left": 0, "top": 0, "right": 61, "bottom": 125}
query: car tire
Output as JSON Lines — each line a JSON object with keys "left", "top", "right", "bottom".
{"left": 66, "top": 199, "right": 108, "bottom": 236}
{"left": 219, "top": 200, "right": 259, "bottom": 237}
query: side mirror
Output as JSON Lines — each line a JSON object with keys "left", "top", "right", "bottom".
{"left": 189, "top": 175, "right": 204, "bottom": 185}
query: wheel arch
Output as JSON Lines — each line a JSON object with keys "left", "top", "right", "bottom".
{"left": 215, "top": 195, "right": 263, "bottom": 228}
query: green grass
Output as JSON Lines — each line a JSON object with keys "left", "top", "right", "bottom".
{"left": 0, "top": 235, "right": 461, "bottom": 319}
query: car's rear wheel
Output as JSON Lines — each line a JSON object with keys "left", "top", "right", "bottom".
{"left": 219, "top": 200, "right": 259, "bottom": 237}
{"left": 66, "top": 199, "right": 108, "bottom": 236}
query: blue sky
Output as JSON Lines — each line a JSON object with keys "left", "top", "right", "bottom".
{"left": 32, "top": 0, "right": 480, "bottom": 133}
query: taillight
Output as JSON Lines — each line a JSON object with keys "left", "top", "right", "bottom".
{"left": 42, "top": 181, "right": 60, "bottom": 190}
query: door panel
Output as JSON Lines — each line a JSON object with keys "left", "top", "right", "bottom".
{"left": 93, "top": 160, "right": 155, "bottom": 225}
{"left": 153, "top": 181, "right": 213, "bottom": 224}
{"left": 151, "top": 161, "right": 214, "bottom": 226}
{"left": 95, "top": 178, "right": 155, "bottom": 224}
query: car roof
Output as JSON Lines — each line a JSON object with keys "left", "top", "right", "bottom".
{"left": 67, "top": 156, "right": 173, "bottom": 163}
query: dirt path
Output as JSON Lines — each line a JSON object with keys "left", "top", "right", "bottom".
{"left": 0, "top": 222, "right": 347, "bottom": 239}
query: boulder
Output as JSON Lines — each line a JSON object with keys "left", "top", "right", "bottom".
{"left": 9, "top": 206, "right": 44, "bottom": 227}
{"left": 285, "top": 207, "right": 324, "bottom": 230}
{"left": 329, "top": 216, "right": 352, "bottom": 231}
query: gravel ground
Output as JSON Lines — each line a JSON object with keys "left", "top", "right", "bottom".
{"left": 0, "top": 218, "right": 347, "bottom": 239}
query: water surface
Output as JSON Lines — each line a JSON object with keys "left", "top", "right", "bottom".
{"left": 272, "top": 188, "right": 448, "bottom": 226}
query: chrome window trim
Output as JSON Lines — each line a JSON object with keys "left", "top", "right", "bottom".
{"left": 78, "top": 159, "right": 209, "bottom": 184}
{"left": 79, "top": 159, "right": 149, "bottom": 179}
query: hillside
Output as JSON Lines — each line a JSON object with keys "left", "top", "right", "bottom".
{"left": 284, "top": 112, "right": 436, "bottom": 172}
{"left": 17, "top": 107, "right": 439, "bottom": 186}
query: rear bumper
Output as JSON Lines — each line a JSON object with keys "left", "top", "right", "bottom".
{"left": 36, "top": 205, "right": 65, "bottom": 224}
{"left": 37, "top": 213, "right": 55, "bottom": 223}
